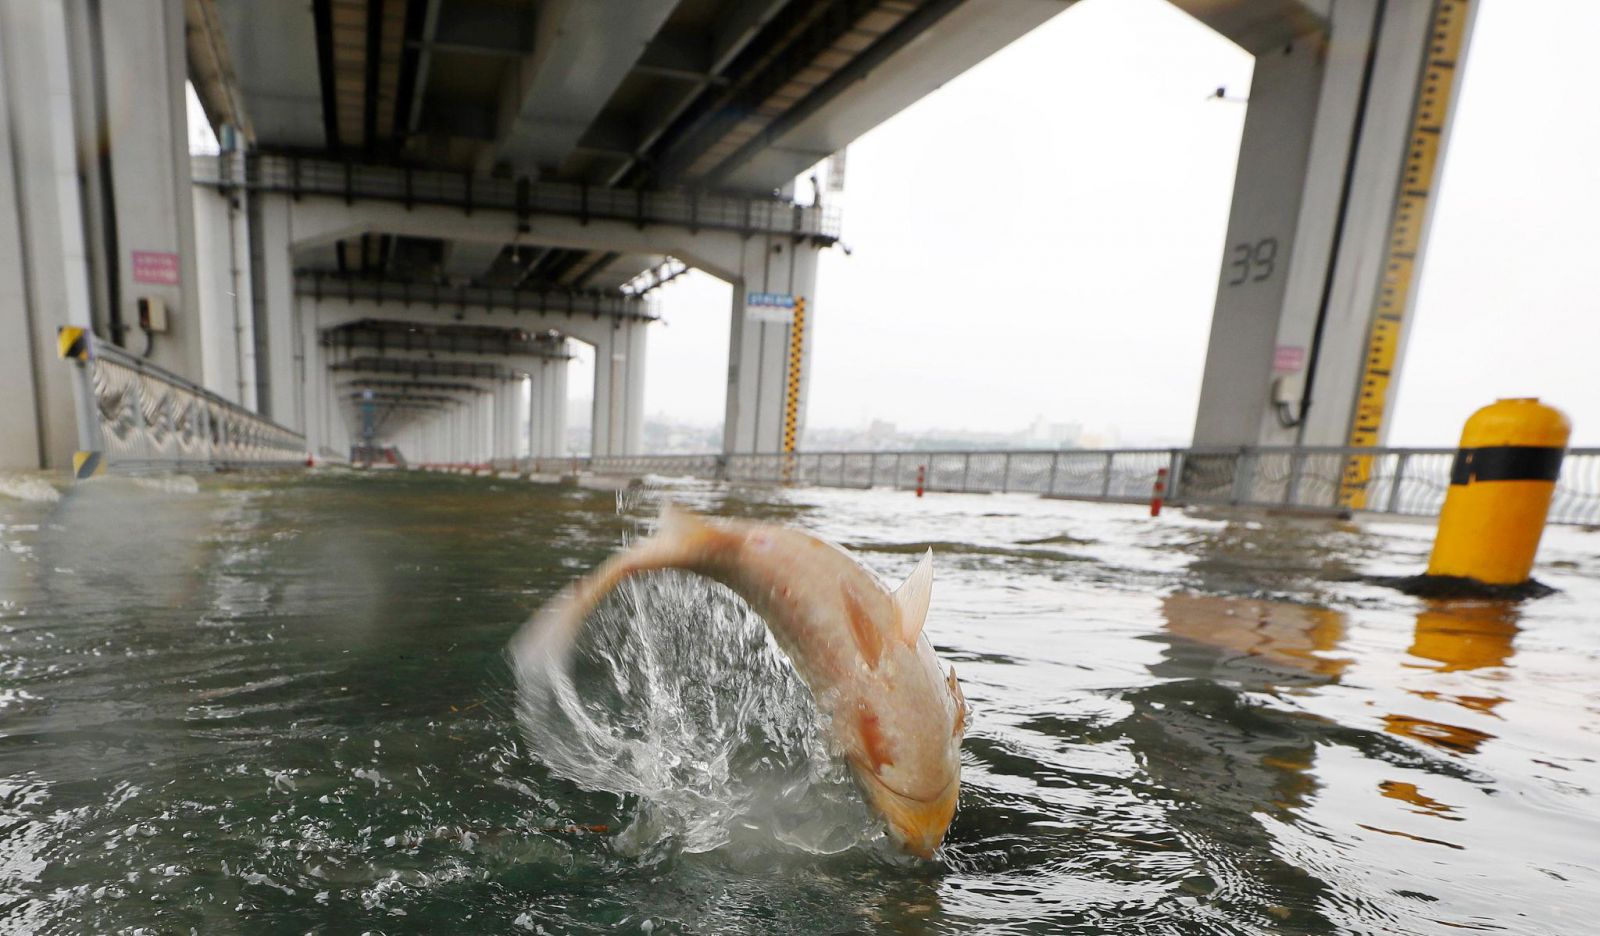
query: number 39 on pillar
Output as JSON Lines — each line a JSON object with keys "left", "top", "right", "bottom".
{"left": 1225, "top": 237, "right": 1278, "bottom": 286}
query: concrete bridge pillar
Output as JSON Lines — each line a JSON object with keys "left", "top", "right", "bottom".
{"left": 527, "top": 355, "right": 568, "bottom": 460}
{"left": 1186, "top": 0, "right": 1477, "bottom": 449}
{"left": 0, "top": 0, "right": 97, "bottom": 469}
{"left": 87, "top": 0, "right": 203, "bottom": 380}
{"left": 590, "top": 319, "right": 647, "bottom": 457}
{"left": 193, "top": 176, "right": 257, "bottom": 409}
{"left": 252, "top": 195, "right": 300, "bottom": 429}
{"left": 547, "top": 352, "right": 569, "bottom": 458}
{"left": 723, "top": 235, "right": 819, "bottom": 454}
{"left": 477, "top": 393, "right": 493, "bottom": 464}
{"left": 1, "top": 0, "right": 206, "bottom": 468}
{"left": 496, "top": 379, "right": 520, "bottom": 463}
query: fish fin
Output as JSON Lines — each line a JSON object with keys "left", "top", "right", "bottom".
{"left": 892, "top": 549, "right": 933, "bottom": 645}
{"left": 656, "top": 501, "right": 709, "bottom": 541}
{"left": 841, "top": 580, "right": 883, "bottom": 667}
{"left": 947, "top": 665, "right": 967, "bottom": 738}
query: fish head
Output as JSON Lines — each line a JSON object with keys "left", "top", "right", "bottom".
{"left": 847, "top": 641, "right": 968, "bottom": 858}
{"left": 842, "top": 547, "right": 970, "bottom": 858}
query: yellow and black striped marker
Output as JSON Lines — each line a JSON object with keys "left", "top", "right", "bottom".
{"left": 780, "top": 297, "right": 806, "bottom": 482}
{"left": 1341, "top": 0, "right": 1471, "bottom": 508}
{"left": 72, "top": 450, "right": 105, "bottom": 480}
{"left": 58, "top": 325, "right": 89, "bottom": 361}
{"left": 1427, "top": 398, "right": 1569, "bottom": 586}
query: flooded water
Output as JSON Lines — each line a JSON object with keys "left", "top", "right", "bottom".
{"left": 2, "top": 470, "right": 1598, "bottom": 934}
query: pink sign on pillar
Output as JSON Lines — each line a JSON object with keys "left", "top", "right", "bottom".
{"left": 1272, "top": 345, "right": 1306, "bottom": 374}
{"left": 131, "top": 251, "right": 181, "bottom": 285}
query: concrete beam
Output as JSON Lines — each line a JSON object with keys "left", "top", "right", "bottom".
{"left": 717, "top": 0, "right": 1072, "bottom": 191}
{"left": 441, "top": 241, "right": 504, "bottom": 281}
{"left": 210, "top": 0, "right": 323, "bottom": 146}
{"left": 485, "top": 0, "right": 680, "bottom": 175}
{"left": 329, "top": 355, "right": 522, "bottom": 381}
{"left": 1165, "top": 0, "right": 1326, "bottom": 54}
{"left": 295, "top": 271, "right": 652, "bottom": 321}
{"left": 195, "top": 154, "right": 837, "bottom": 278}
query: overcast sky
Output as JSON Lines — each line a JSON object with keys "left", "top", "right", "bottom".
{"left": 633, "top": 0, "right": 1600, "bottom": 446}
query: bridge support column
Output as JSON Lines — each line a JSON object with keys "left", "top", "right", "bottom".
{"left": 0, "top": 0, "right": 97, "bottom": 469}
{"left": 528, "top": 354, "right": 569, "bottom": 459}
{"left": 477, "top": 394, "right": 493, "bottom": 464}
{"left": 591, "top": 320, "right": 647, "bottom": 456}
{"left": 85, "top": 0, "right": 204, "bottom": 381}
{"left": 300, "top": 301, "right": 329, "bottom": 456}
{"left": 1189, "top": 0, "right": 1476, "bottom": 449}
{"left": 723, "top": 236, "right": 819, "bottom": 454}
{"left": 496, "top": 380, "right": 519, "bottom": 463}
{"left": 253, "top": 195, "right": 301, "bottom": 429}
{"left": 193, "top": 176, "right": 257, "bottom": 408}
{"left": 551, "top": 352, "right": 570, "bottom": 457}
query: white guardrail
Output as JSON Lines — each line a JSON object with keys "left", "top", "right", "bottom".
{"left": 59, "top": 329, "right": 306, "bottom": 477}
{"left": 488, "top": 447, "right": 1600, "bottom": 527}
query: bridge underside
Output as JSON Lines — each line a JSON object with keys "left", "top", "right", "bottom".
{"left": 180, "top": 0, "right": 1065, "bottom": 466}
{"left": 3, "top": 0, "right": 1472, "bottom": 477}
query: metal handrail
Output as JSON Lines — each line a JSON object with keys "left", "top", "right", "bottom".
{"left": 504, "top": 446, "right": 1600, "bottom": 527}
{"left": 62, "top": 332, "right": 306, "bottom": 475}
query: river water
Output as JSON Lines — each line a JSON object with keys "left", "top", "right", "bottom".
{"left": 1, "top": 470, "right": 1597, "bottom": 934}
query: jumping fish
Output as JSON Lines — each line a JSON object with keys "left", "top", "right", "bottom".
{"left": 513, "top": 504, "right": 967, "bottom": 858}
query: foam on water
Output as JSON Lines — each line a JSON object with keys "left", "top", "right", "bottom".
{"left": 0, "top": 473, "right": 62, "bottom": 503}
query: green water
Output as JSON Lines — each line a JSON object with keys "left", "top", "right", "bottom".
{"left": 1, "top": 470, "right": 1598, "bottom": 934}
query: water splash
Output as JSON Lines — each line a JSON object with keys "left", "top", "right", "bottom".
{"left": 510, "top": 567, "right": 882, "bottom": 861}
{"left": 0, "top": 474, "right": 62, "bottom": 504}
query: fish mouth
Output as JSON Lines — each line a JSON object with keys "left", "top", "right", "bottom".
{"left": 858, "top": 771, "right": 961, "bottom": 859}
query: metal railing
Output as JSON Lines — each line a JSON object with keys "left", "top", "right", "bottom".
{"left": 487, "top": 447, "right": 1600, "bottom": 527}
{"left": 192, "top": 153, "right": 842, "bottom": 243}
{"left": 62, "top": 333, "right": 306, "bottom": 474}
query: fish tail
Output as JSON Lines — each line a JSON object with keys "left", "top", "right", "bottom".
{"left": 510, "top": 502, "right": 717, "bottom": 668}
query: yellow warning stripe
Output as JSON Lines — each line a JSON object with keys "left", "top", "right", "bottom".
{"left": 781, "top": 297, "right": 805, "bottom": 455}
{"left": 57, "top": 325, "right": 88, "bottom": 360}
{"left": 73, "top": 450, "right": 104, "bottom": 479}
{"left": 1341, "top": 0, "right": 1469, "bottom": 508}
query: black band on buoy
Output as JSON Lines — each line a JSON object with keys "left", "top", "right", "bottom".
{"left": 1448, "top": 446, "right": 1564, "bottom": 486}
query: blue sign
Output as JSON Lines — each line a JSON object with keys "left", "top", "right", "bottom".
{"left": 747, "top": 292, "right": 796, "bottom": 308}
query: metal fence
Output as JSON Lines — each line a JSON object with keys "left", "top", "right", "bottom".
{"left": 62, "top": 333, "right": 306, "bottom": 474}
{"left": 534, "top": 447, "right": 1600, "bottom": 527}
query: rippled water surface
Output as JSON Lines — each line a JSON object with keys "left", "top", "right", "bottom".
{"left": 2, "top": 470, "right": 1598, "bottom": 934}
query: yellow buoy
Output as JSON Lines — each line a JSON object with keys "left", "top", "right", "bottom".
{"left": 1426, "top": 399, "right": 1570, "bottom": 586}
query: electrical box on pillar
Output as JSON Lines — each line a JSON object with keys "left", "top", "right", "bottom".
{"left": 137, "top": 297, "right": 169, "bottom": 333}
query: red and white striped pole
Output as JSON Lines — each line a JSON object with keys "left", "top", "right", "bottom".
{"left": 915, "top": 464, "right": 926, "bottom": 498}
{"left": 1150, "top": 467, "right": 1169, "bottom": 517}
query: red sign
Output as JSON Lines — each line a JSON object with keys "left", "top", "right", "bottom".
{"left": 131, "top": 250, "right": 180, "bottom": 285}
{"left": 1273, "top": 344, "right": 1306, "bottom": 374}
